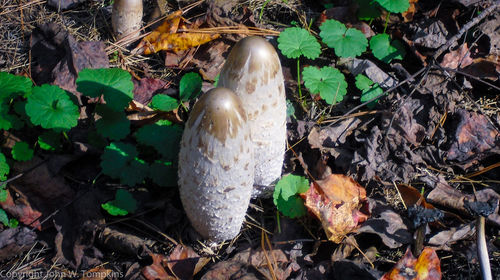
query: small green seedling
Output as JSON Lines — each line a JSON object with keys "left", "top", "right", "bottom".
{"left": 355, "top": 74, "right": 384, "bottom": 108}
{"left": 100, "top": 142, "right": 148, "bottom": 186}
{"left": 0, "top": 209, "right": 18, "bottom": 228}
{"left": 273, "top": 174, "right": 310, "bottom": 218}
{"left": 101, "top": 189, "right": 137, "bottom": 216}
{"left": 320, "top": 19, "right": 368, "bottom": 58}
{"left": 278, "top": 27, "right": 321, "bottom": 100}
{"left": 302, "top": 66, "right": 348, "bottom": 105}
{"left": 11, "top": 141, "right": 33, "bottom": 162}
{"left": 151, "top": 72, "right": 202, "bottom": 112}
{"left": 369, "top": 34, "right": 406, "bottom": 63}
{"left": 0, "top": 153, "right": 9, "bottom": 181}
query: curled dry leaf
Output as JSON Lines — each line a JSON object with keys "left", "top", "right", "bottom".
{"left": 301, "top": 174, "right": 369, "bottom": 243}
{"left": 381, "top": 247, "right": 441, "bottom": 280}
{"left": 440, "top": 44, "right": 473, "bottom": 69}
{"left": 133, "top": 10, "right": 220, "bottom": 55}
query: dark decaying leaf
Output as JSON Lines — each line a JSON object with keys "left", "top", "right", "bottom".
{"left": 47, "top": 0, "right": 86, "bottom": 10}
{"left": 133, "top": 78, "right": 169, "bottom": 105}
{"left": 447, "top": 109, "right": 500, "bottom": 166}
{"left": 0, "top": 227, "right": 37, "bottom": 261}
{"left": 30, "top": 23, "right": 109, "bottom": 103}
{"left": 142, "top": 245, "right": 208, "bottom": 280}
{"left": 202, "top": 247, "right": 294, "bottom": 280}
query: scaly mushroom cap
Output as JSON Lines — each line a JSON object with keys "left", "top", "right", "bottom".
{"left": 218, "top": 36, "right": 286, "bottom": 197}
{"left": 112, "top": 0, "right": 143, "bottom": 41}
{"left": 178, "top": 88, "right": 254, "bottom": 242}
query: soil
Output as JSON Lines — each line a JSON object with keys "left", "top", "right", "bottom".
{"left": 0, "top": 0, "right": 499, "bottom": 279}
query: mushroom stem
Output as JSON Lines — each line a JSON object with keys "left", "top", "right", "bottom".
{"left": 477, "top": 216, "right": 492, "bottom": 280}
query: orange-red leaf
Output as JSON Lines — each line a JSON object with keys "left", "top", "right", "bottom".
{"left": 301, "top": 174, "right": 369, "bottom": 243}
{"left": 381, "top": 247, "right": 441, "bottom": 280}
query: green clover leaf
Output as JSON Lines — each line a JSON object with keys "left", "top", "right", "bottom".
{"left": 278, "top": 27, "right": 321, "bottom": 59}
{"left": 273, "top": 174, "right": 310, "bottom": 218}
{"left": 374, "top": 0, "right": 410, "bottom": 13}
{"left": 149, "top": 160, "right": 177, "bottom": 187}
{"left": 151, "top": 94, "right": 179, "bottom": 112}
{"left": 101, "top": 189, "right": 137, "bottom": 216}
{"left": 355, "top": 74, "right": 384, "bottom": 108}
{"left": 26, "top": 84, "right": 79, "bottom": 130}
{"left": 0, "top": 153, "right": 9, "bottom": 181}
{"left": 76, "top": 68, "right": 134, "bottom": 112}
{"left": 95, "top": 105, "right": 130, "bottom": 140}
{"left": 12, "top": 141, "right": 33, "bottom": 162}
{"left": 369, "top": 34, "right": 406, "bottom": 63}
{"left": 101, "top": 142, "right": 148, "bottom": 186}
{"left": 179, "top": 72, "right": 202, "bottom": 102}
{"left": 135, "top": 122, "right": 183, "bottom": 161}
{"left": 0, "top": 72, "right": 32, "bottom": 101}
{"left": 320, "top": 19, "right": 368, "bottom": 58}
{"left": 302, "top": 66, "right": 347, "bottom": 105}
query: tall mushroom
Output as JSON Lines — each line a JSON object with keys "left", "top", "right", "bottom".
{"left": 218, "top": 36, "right": 286, "bottom": 197}
{"left": 112, "top": 0, "right": 143, "bottom": 41}
{"left": 178, "top": 88, "right": 254, "bottom": 242}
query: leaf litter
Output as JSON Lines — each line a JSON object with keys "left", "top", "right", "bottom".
{"left": 0, "top": 0, "right": 499, "bottom": 279}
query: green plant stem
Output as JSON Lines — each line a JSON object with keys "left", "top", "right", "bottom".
{"left": 383, "top": 12, "right": 390, "bottom": 34}
{"left": 276, "top": 211, "right": 281, "bottom": 233}
{"left": 297, "top": 58, "right": 302, "bottom": 100}
{"left": 259, "top": 0, "right": 271, "bottom": 22}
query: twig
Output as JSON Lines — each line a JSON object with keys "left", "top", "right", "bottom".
{"left": 433, "top": 1, "right": 500, "bottom": 60}
{"left": 477, "top": 216, "right": 492, "bottom": 280}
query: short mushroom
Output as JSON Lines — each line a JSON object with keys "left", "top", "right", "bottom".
{"left": 218, "top": 36, "right": 286, "bottom": 197}
{"left": 112, "top": 0, "right": 143, "bottom": 41}
{"left": 178, "top": 87, "right": 254, "bottom": 242}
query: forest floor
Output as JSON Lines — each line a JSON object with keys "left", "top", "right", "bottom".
{"left": 0, "top": 0, "right": 499, "bottom": 279}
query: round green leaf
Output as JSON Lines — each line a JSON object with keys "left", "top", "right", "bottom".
{"left": 12, "top": 141, "right": 33, "bottom": 161}
{"left": 0, "top": 189, "right": 7, "bottom": 203}
{"left": 374, "top": 0, "right": 410, "bottom": 13}
{"left": 101, "top": 189, "right": 137, "bottom": 216}
{"left": 356, "top": 0, "right": 382, "bottom": 20}
{"left": 179, "top": 72, "right": 202, "bottom": 101}
{"left": 369, "top": 34, "right": 406, "bottom": 63}
{"left": 356, "top": 74, "right": 384, "bottom": 108}
{"left": 38, "top": 130, "right": 62, "bottom": 151}
{"left": 273, "top": 174, "right": 309, "bottom": 218}
{"left": 0, "top": 72, "right": 32, "bottom": 101}
{"left": 76, "top": 68, "right": 134, "bottom": 112}
{"left": 101, "top": 142, "right": 147, "bottom": 186}
{"left": 95, "top": 105, "right": 130, "bottom": 140}
{"left": 151, "top": 94, "right": 179, "bottom": 112}
{"left": 320, "top": 19, "right": 368, "bottom": 58}
{"left": 135, "top": 122, "right": 183, "bottom": 161}
{"left": 149, "top": 160, "right": 177, "bottom": 187}
{"left": 0, "top": 152, "right": 9, "bottom": 181}
{"left": 302, "top": 66, "right": 347, "bottom": 104}
{"left": 0, "top": 209, "right": 9, "bottom": 227}
{"left": 278, "top": 27, "right": 321, "bottom": 59}
{"left": 26, "top": 84, "right": 79, "bottom": 130}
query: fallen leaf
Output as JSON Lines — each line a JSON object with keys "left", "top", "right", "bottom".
{"left": 301, "top": 174, "right": 370, "bottom": 243}
{"left": 133, "top": 78, "right": 169, "bottom": 105}
{"left": 381, "top": 247, "right": 441, "bottom": 280}
{"left": 0, "top": 227, "right": 37, "bottom": 261}
{"left": 133, "top": 11, "right": 220, "bottom": 55}
{"left": 0, "top": 188, "right": 42, "bottom": 230}
{"left": 142, "top": 245, "right": 208, "bottom": 280}
{"left": 402, "top": 0, "right": 418, "bottom": 22}
{"left": 440, "top": 44, "right": 473, "bottom": 69}
{"left": 447, "top": 109, "right": 500, "bottom": 166}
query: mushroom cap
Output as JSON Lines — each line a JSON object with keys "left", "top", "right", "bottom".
{"left": 218, "top": 36, "right": 286, "bottom": 196}
{"left": 112, "top": 0, "right": 143, "bottom": 40}
{"left": 178, "top": 88, "right": 254, "bottom": 242}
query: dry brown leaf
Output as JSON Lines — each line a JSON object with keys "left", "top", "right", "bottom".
{"left": 381, "top": 247, "right": 441, "bottom": 280}
{"left": 133, "top": 10, "right": 220, "bottom": 55}
{"left": 440, "top": 44, "right": 473, "bottom": 69}
{"left": 402, "top": 0, "right": 419, "bottom": 22}
{"left": 301, "top": 174, "right": 369, "bottom": 243}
